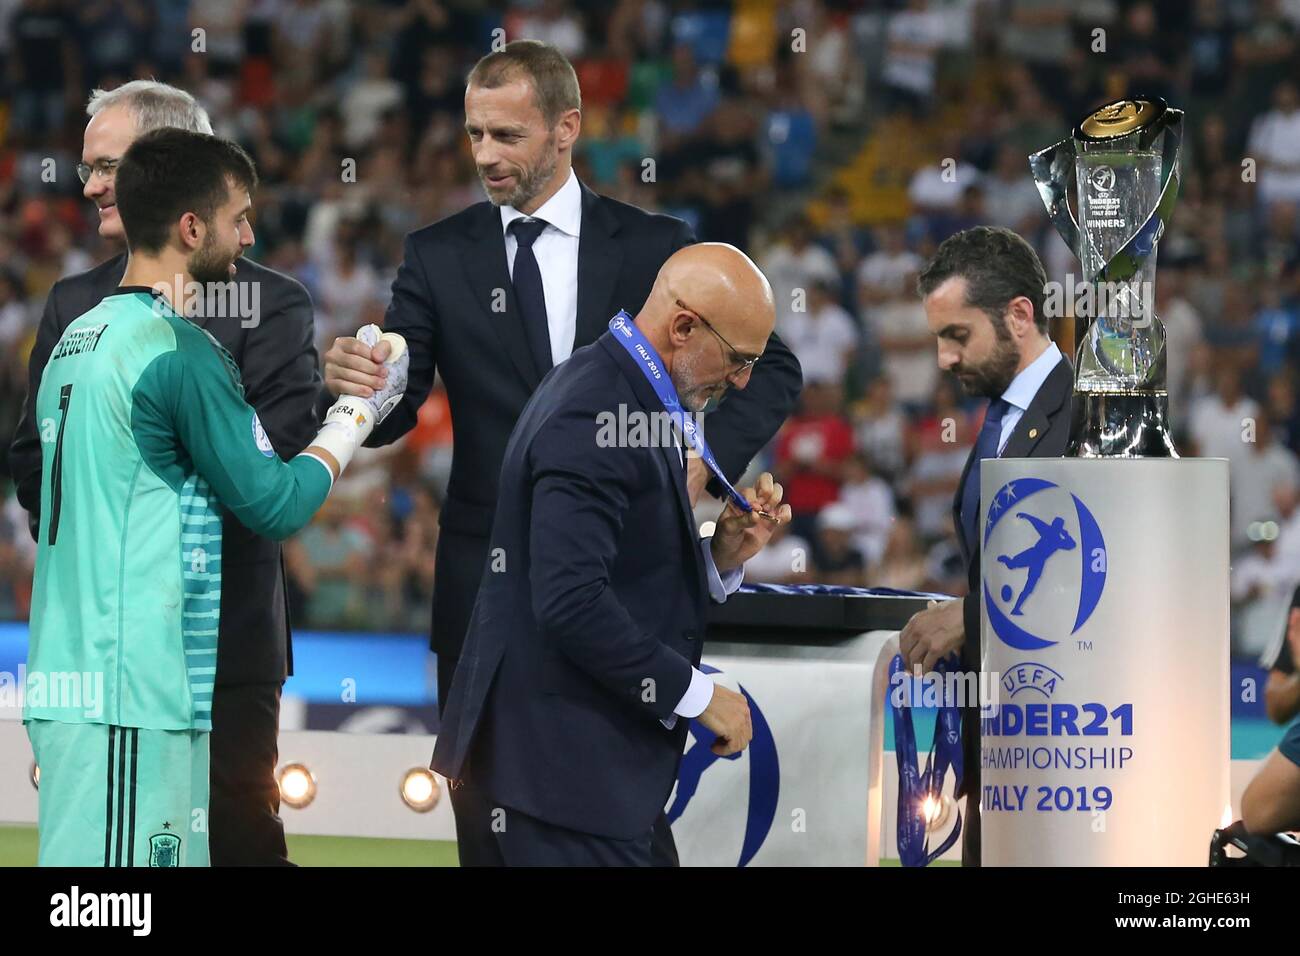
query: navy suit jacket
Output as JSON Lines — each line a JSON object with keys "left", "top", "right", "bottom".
{"left": 432, "top": 330, "right": 713, "bottom": 840}
{"left": 952, "top": 353, "right": 1073, "bottom": 796}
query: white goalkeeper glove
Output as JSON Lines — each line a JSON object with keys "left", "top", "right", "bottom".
{"left": 308, "top": 324, "right": 409, "bottom": 477}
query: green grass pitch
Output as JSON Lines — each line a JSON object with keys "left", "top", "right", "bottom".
{"left": 0, "top": 825, "right": 460, "bottom": 867}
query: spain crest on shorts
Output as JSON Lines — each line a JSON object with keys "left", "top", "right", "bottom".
{"left": 148, "top": 831, "right": 181, "bottom": 868}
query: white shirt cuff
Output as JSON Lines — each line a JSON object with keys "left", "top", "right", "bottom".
{"left": 701, "top": 535, "right": 744, "bottom": 603}
{"left": 662, "top": 667, "right": 716, "bottom": 729}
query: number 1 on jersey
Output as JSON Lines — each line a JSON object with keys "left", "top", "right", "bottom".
{"left": 48, "top": 383, "right": 73, "bottom": 546}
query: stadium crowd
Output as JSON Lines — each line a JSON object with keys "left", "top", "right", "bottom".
{"left": 0, "top": 0, "right": 1297, "bottom": 662}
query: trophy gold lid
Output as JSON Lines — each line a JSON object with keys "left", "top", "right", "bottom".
{"left": 1075, "top": 96, "right": 1167, "bottom": 142}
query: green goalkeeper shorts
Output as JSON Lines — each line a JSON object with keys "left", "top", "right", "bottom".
{"left": 27, "top": 719, "right": 210, "bottom": 867}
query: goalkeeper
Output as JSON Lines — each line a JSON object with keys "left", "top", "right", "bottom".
{"left": 23, "top": 127, "right": 408, "bottom": 866}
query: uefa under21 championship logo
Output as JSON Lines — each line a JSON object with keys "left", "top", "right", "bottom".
{"left": 982, "top": 478, "right": 1107, "bottom": 651}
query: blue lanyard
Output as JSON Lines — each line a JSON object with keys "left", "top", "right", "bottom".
{"left": 890, "top": 653, "right": 964, "bottom": 866}
{"left": 608, "top": 312, "right": 753, "bottom": 513}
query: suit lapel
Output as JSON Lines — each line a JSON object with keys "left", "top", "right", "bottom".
{"left": 598, "top": 336, "right": 701, "bottom": 552}
{"left": 951, "top": 356, "right": 1074, "bottom": 557}
{"left": 461, "top": 202, "right": 544, "bottom": 390}
{"left": 575, "top": 185, "right": 623, "bottom": 349}
{"left": 1001, "top": 357, "right": 1073, "bottom": 458}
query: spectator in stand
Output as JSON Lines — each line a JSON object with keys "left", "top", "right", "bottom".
{"left": 511, "top": 0, "right": 587, "bottom": 59}
{"left": 340, "top": 47, "right": 406, "bottom": 151}
{"left": 779, "top": 275, "right": 859, "bottom": 386}
{"left": 1247, "top": 80, "right": 1300, "bottom": 210}
{"left": 927, "top": 183, "right": 988, "bottom": 245}
{"left": 1190, "top": 366, "right": 1261, "bottom": 464}
{"left": 869, "top": 512, "right": 929, "bottom": 592}
{"left": 0, "top": 269, "right": 31, "bottom": 350}
{"left": 852, "top": 375, "right": 908, "bottom": 483}
{"left": 1234, "top": 0, "right": 1298, "bottom": 108}
{"left": 880, "top": 0, "right": 946, "bottom": 116}
{"left": 983, "top": 143, "right": 1046, "bottom": 236}
{"left": 688, "top": 94, "right": 766, "bottom": 248}
{"left": 1157, "top": 263, "right": 1206, "bottom": 434}
{"left": 1229, "top": 416, "right": 1300, "bottom": 554}
{"left": 317, "top": 233, "right": 384, "bottom": 351}
{"left": 1256, "top": 277, "right": 1299, "bottom": 379}
{"left": 654, "top": 43, "right": 719, "bottom": 149}
{"left": 1266, "top": 367, "right": 1300, "bottom": 455}
{"left": 1185, "top": 0, "right": 1235, "bottom": 109}
{"left": 774, "top": 378, "right": 854, "bottom": 542}
{"left": 904, "top": 376, "right": 974, "bottom": 543}
{"left": 869, "top": 290, "right": 937, "bottom": 413}
{"left": 907, "top": 132, "right": 982, "bottom": 222}
{"left": 761, "top": 212, "right": 840, "bottom": 325}
{"left": 858, "top": 223, "right": 921, "bottom": 308}
{"left": 812, "top": 502, "right": 867, "bottom": 587}
{"left": 838, "top": 451, "right": 895, "bottom": 567}
{"left": 287, "top": 497, "right": 374, "bottom": 630}
{"left": 743, "top": 520, "right": 812, "bottom": 585}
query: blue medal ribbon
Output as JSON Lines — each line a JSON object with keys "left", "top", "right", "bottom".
{"left": 608, "top": 312, "right": 754, "bottom": 513}
{"left": 890, "top": 653, "right": 964, "bottom": 866}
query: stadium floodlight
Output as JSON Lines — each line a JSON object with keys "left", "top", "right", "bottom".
{"left": 30, "top": 763, "right": 39, "bottom": 791}
{"left": 400, "top": 768, "right": 441, "bottom": 813}
{"left": 277, "top": 763, "right": 317, "bottom": 809}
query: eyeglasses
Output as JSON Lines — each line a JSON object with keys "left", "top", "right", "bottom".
{"left": 76, "top": 158, "right": 120, "bottom": 185}
{"left": 675, "top": 298, "right": 762, "bottom": 375}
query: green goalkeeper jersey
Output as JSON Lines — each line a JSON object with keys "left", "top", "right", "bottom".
{"left": 25, "top": 287, "right": 332, "bottom": 732}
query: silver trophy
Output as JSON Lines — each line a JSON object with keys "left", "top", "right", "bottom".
{"left": 1030, "top": 96, "right": 1183, "bottom": 457}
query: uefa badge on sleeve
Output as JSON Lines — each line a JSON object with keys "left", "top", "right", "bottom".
{"left": 251, "top": 413, "right": 275, "bottom": 458}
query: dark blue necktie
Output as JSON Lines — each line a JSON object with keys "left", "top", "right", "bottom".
{"left": 960, "top": 397, "right": 1010, "bottom": 552}
{"left": 509, "top": 218, "right": 553, "bottom": 377}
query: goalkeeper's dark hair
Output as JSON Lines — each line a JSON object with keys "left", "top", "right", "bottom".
{"left": 115, "top": 128, "right": 257, "bottom": 255}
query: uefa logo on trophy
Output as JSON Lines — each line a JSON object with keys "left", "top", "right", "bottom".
{"left": 1030, "top": 97, "right": 1184, "bottom": 457}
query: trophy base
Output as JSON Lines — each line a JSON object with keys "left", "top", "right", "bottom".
{"left": 1067, "top": 389, "right": 1179, "bottom": 458}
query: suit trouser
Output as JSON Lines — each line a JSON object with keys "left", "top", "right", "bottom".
{"left": 435, "top": 526, "right": 680, "bottom": 867}
{"left": 208, "top": 681, "right": 292, "bottom": 866}
{"left": 495, "top": 804, "right": 657, "bottom": 866}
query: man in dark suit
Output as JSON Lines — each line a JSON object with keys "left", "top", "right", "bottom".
{"left": 432, "top": 242, "right": 790, "bottom": 865}
{"left": 6, "top": 81, "right": 320, "bottom": 866}
{"left": 898, "top": 226, "right": 1073, "bottom": 866}
{"left": 321, "top": 41, "right": 801, "bottom": 863}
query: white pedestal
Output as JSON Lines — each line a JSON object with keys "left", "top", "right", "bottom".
{"left": 979, "top": 458, "right": 1230, "bottom": 866}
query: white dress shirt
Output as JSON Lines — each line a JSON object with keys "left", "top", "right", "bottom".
{"left": 501, "top": 169, "right": 583, "bottom": 366}
{"left": 997, "top": 341, "right": 1063, "bottom": 453}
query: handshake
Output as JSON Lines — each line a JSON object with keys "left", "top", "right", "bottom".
{"left": 322, "top": 324, "right": 410, "bottom": 441}
{"left": 313, "top": 325, "right": 410, "bottom": 476}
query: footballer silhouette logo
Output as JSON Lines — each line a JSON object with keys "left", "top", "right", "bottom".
{"left": 983, "top": 478, "right": 1107, "bottom": 651}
